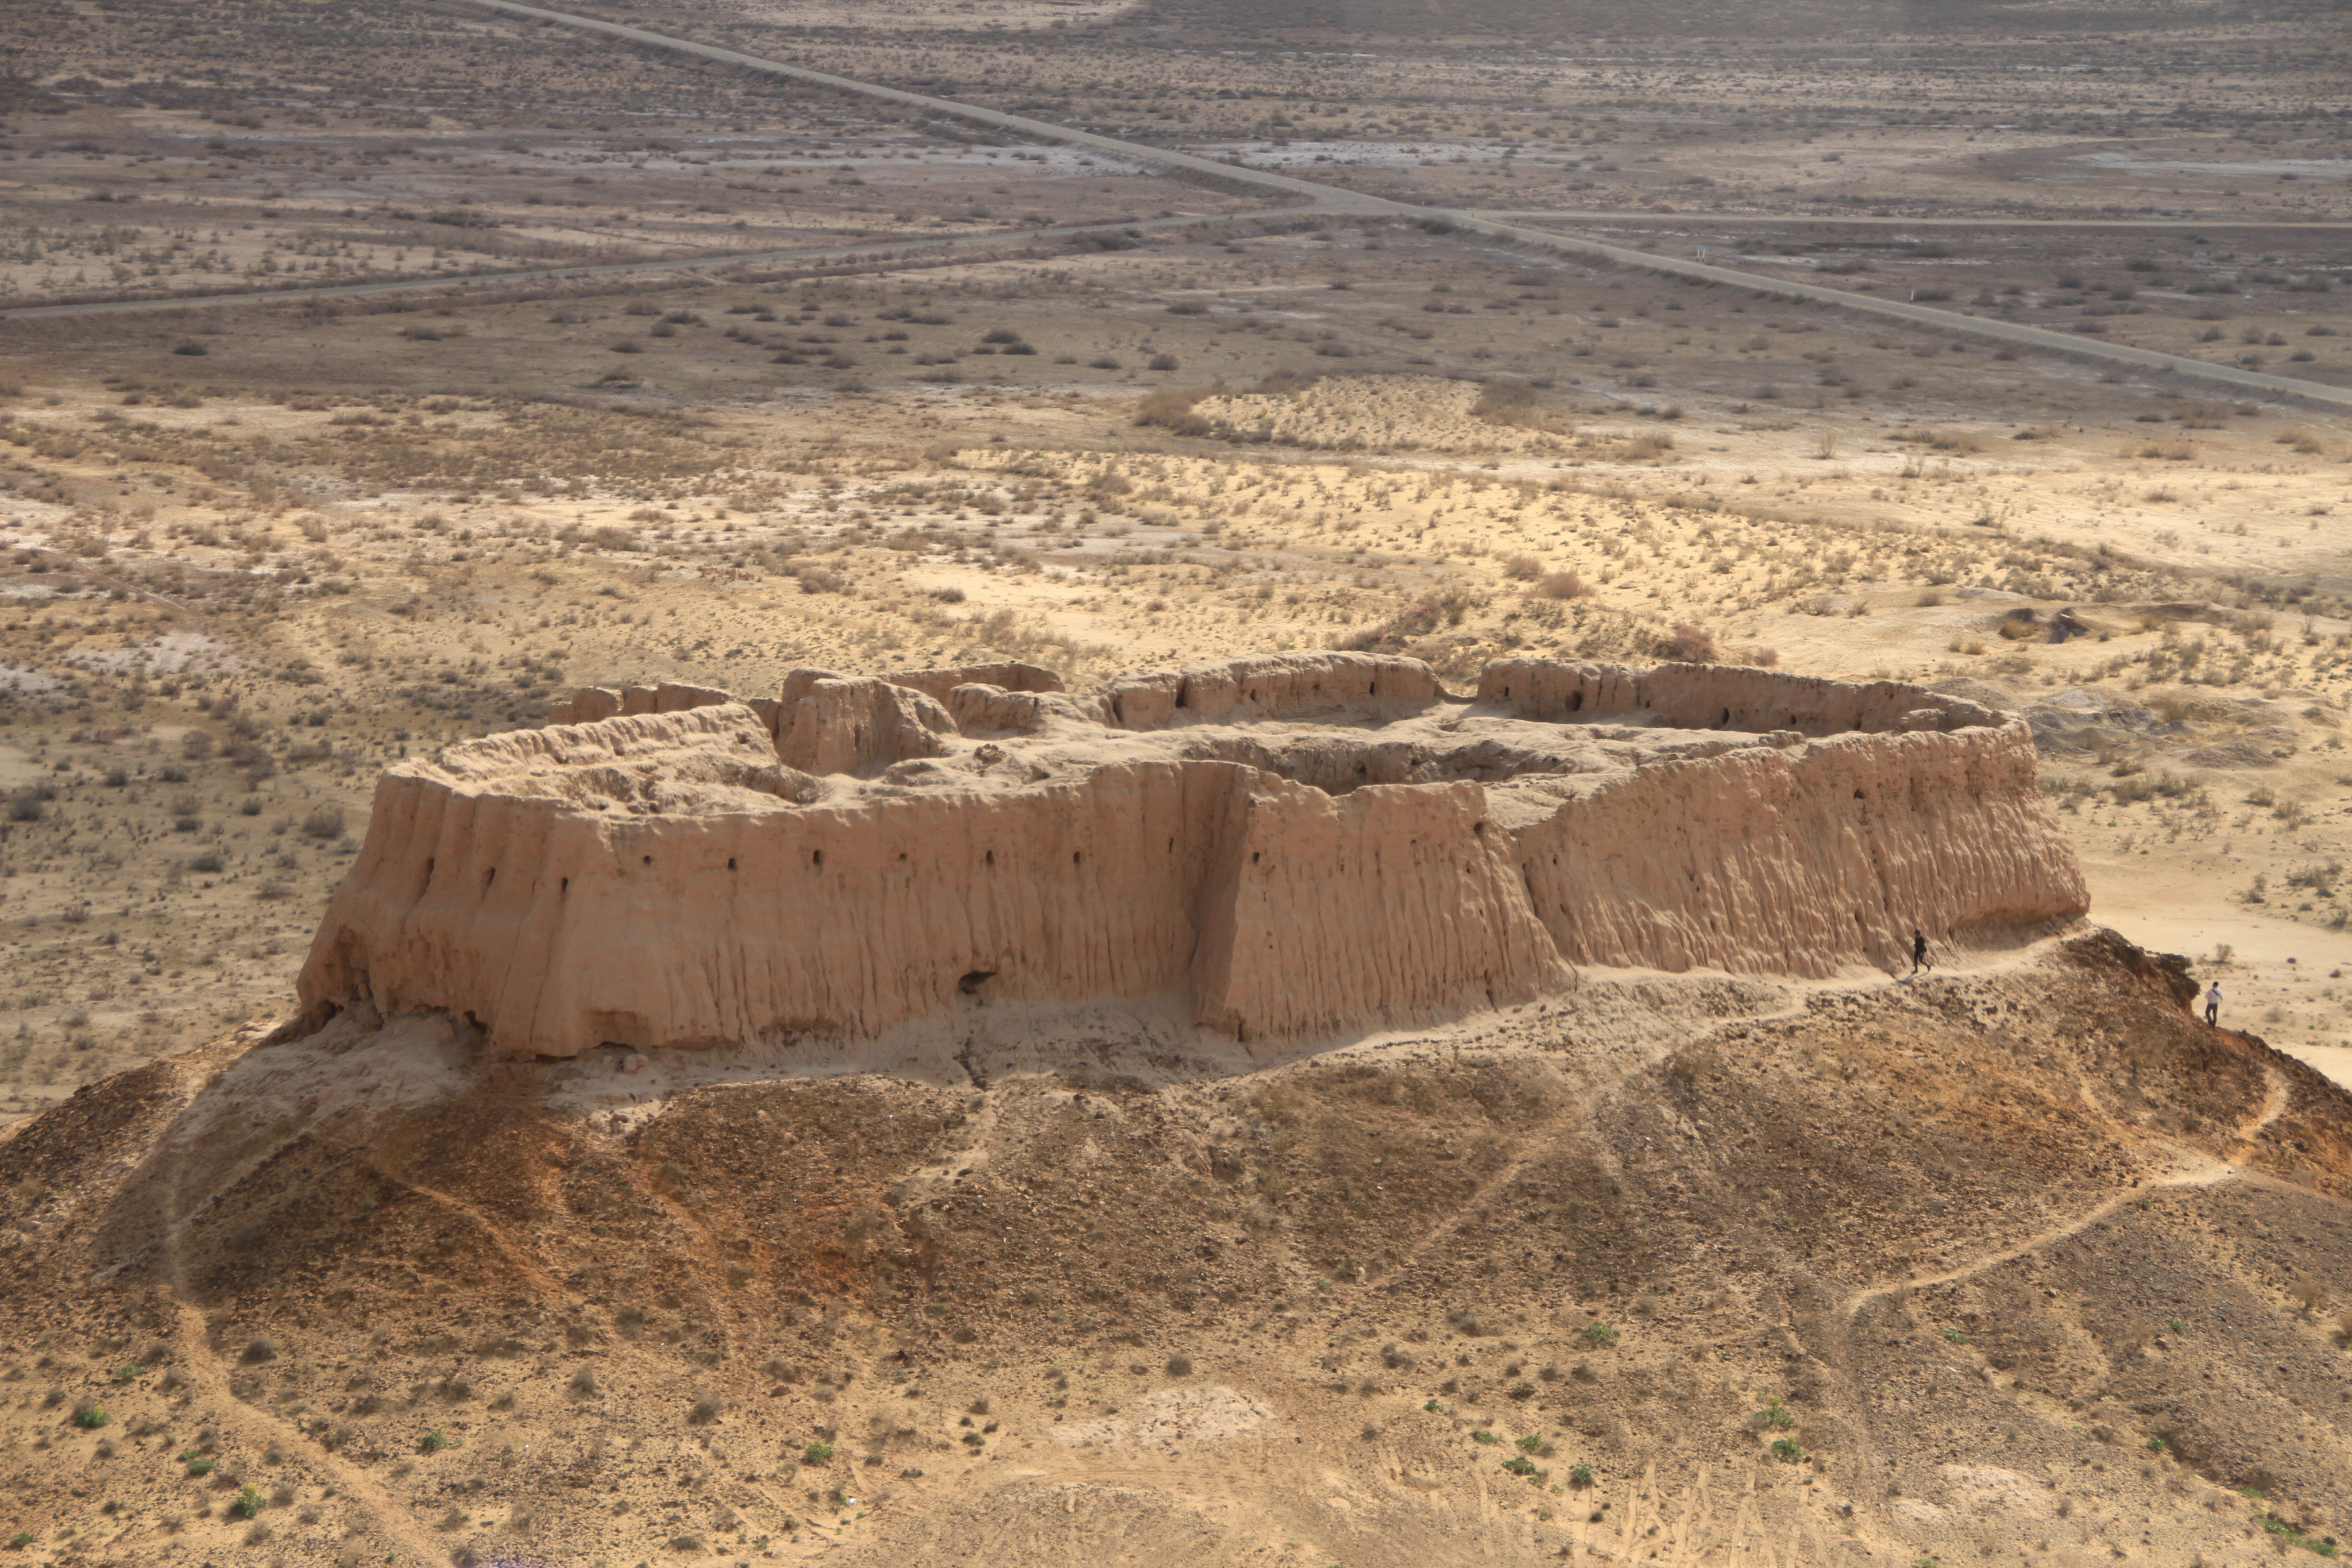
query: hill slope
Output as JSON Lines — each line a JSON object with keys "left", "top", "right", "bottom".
{"left": 3, "top": 932, "right": 2350, "bottom": 1565}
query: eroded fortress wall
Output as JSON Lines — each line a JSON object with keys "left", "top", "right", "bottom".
{"left": 298, "top": 657, "right": 2088, "bottom": 1057}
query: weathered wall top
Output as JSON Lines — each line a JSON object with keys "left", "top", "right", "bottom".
{"left": 297, "top": 654, "right": 2084, "bottom": 1056}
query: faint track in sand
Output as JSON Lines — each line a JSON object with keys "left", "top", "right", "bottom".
{"left": 1843, "top": 1063, "right": 2291, "bottom": 1316}
{"left": 426, "top": 0, "right": 2352, "bottom": 411}
{"left": 0, "top": 206, "right": 1316, "bottom": 323}
{"left": 144, "top": 1054, "right": 450, "bottom": 1563}
{"left": 1472, "top": 210, "right": 2352, "bottom": 230}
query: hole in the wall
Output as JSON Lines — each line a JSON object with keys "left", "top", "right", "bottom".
{"left": 958, "top": 970, "right": 997, "bottom": 995}
{"left": 1570, "top": 691, "right": 1584, "bottom": 712}
{"left": 1072, "top": 851, "right": 1082, "bottom": 865}
{"left": 484, "top": 867, "right": 496, "bottom": 888}
{"left": 643, "top": 855, "right": 653, "bottom": 866}
{"left": 423, "top": 858, "right": 435, "bottom": 881}
{"left": 727, "top": 858, "right": 737, "bottom": 871}
{"left": 559, "top": 877, "right": 569, "bottom": 895}
{"left": 812, "top": 849, "right": 824, "bottom": 867}
{"left": 985, "top": 849, "right": 995, "bottom": 866}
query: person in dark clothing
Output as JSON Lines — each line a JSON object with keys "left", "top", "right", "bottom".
{"left": 1910, "top": 928, "right": 1930, "bottom": 975}
{"left": 2205, "top": 982, "right": 2222, "bottom": 1026}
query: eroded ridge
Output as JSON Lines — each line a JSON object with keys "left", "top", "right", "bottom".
{"left": 294, "top": 654, "right": 2087, "bottom": 1056}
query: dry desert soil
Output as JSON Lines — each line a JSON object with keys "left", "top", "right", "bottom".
{"left": 3, "top": 0, "right": 2352, "bottom": 1563}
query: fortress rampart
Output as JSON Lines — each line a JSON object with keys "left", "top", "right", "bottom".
{"left": 294, "top": 654, "right": 2087, "bottom": 1055}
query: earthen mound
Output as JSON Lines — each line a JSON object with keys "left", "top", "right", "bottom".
{"left": 295, "top": 654, "right": 2087, "bottom": 1058}
{"left": 9, "top": 933, "right": 2352, "bottom": 1567}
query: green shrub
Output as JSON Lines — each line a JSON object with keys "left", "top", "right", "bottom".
{"left": 1754, "top": 1395, "right": 1796, "bottom": 1431}
{"left": 802, "top": 1440, "right": 835, "bottom": 1465}
{"left": 111, "top": 1365, "right": 145, "bottom": 1384}
{"left": 72, "top": 1403, "right": 109, "bottom": 1430}
{"left": 1568, "top": 1463, "right": 1594, "bottom": 1488}
{"left": 1581, "top": 1322, "right": 1619, "bottom": 1348}
{"left": 179, "top": 1452, "right": 216, "bottom": 1477}
{"left": 229, "top": 1485, "right": 265, "bottom": 1519}
{"left": 1502, "top": 1456, "right": 1538, "bottom": 1477}
{"left": 2257, "top": 1512, "right": 2340, "bottom": 1556}
{"left": 418, "top": 1427, "right": 456, "bottom": 1454}
{"left": 1770, "top": 1438, "right": 1804, "bottom": 1463}
{"left": 1470, "top": 1430, "right": 1500, "bottom": 1445}
{"left": 1515, "top": 1435, "right": 1542, "bottom": 1452}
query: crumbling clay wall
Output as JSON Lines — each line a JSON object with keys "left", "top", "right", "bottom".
{"left": 299, "top": 731, "right": 1562, "bottom": 1053}
{"left": 1509, "top": 724, "right": 2084, "bottom": 976}
{"left": 1478, "top": 659, "right": 2002, "bottom": 735}
{"left": 298, "top": 656, "right": 2089, "bottom": 1056}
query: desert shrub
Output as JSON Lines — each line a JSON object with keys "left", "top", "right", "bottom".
{"left": 1148, "top": 353, "right": 1180, "bottom": 372}
{"left": 229, "top": 1485, "right": 265, "bottom": 1519}
{"left": 301, "top": 806, "right": 345, "bottom": 840}
{"left": 688, "top": 1393, "right": 724, "bottom": 1425}
{"left": 2284, "top": 862, "right": 2342, "bottom": 897}
{"left": 71, "top": 1402, "right": 108, "bottom": 1430}
{"left": 1657, "top": 623, "right": 1717, "bottom": 663}
{"left": 1165, "top": 1354, "right": 1192, "bottom": 1377}
{"left": 1134, "top": 388, "right": 1211, "bottom": 435}
{"left": 1502, "top": 553, "right": 1543, "bottom": 581}
{"left": 1581, "top": 1322, "right": 1619, "bottom": 1348}
{"left": 1539, "top": 570, "right": 1587, "bottom": 601}
{"left": 801, "top": 1440, "right": 835, "bottom": 1465}
{"left": 418, "top": 1427, "right": 456, "bottom": 1453}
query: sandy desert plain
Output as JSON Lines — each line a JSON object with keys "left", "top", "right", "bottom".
{"left": 3, "top": 0, "right": 2352, "bottom": 1564}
